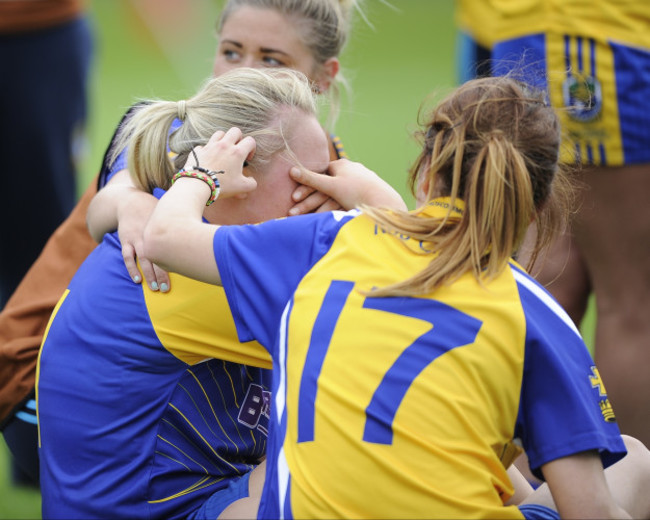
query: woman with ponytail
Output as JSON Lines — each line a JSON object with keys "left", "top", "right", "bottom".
{"left": 1, "top": 0, "right": 364, "bottom": 496}
{"left": 141, "top": 75, "right": 644, "bottom": 519}
{"left": 36, "top": 67, "right": 349, "bottom": 520}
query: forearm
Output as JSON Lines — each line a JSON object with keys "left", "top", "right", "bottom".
{"left": 540, "top": 452, "right": 631, "bottom": 519}
{"left": 86, "top": 169, "right": 145, "bottom": 242}
{"left": 143, "top": 178, "right": 222, "bottom": 284}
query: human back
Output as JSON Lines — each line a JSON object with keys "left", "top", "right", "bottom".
{"left": 243, "top": 205, "right": 534, "bottom": 517}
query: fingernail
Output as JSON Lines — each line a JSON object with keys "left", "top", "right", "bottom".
{"left": 290, "top": 167, "right": 301, "bottom": 177}
{"left": 132, "top": 275, "right": 141, "bottom": 283}
{"left": 160, "top": 283, "right": 169, "bottom": 293}
{"left": 288, "top": 208, "right": 299, "bottom": 216}
{"left": 151, "top": 281, "right": 159, "bottom": 291}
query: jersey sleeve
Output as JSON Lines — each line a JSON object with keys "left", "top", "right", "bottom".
{"left": 213, "top": 211, "right": 357, "bottom": 348}
{"left": 512, "top": 268, "right": 627, "bottom": 479}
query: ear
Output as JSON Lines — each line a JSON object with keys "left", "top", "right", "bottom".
{"left": 315, "top": 57, "right": 340, "bottom": 93}
{"left": 415, "top": 172, "right": 431, "bottom": 208}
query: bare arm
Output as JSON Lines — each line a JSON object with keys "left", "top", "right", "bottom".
{"left": 86, "top": 169, "right": 137, "bottom": 242}
{"left": 143, "top": 129, "right": 257, "bottom": 284}
{"left": 504, "top": 464, "right": 534, "bottom": 506}
{"left": 527, "top": 451, "right": 630, "bottom": 519}
{"left": 145, "top": 130, "right": 408, "bottom": 284}
{"left": 86, "top": 169, "right": 171, "bottom": 291}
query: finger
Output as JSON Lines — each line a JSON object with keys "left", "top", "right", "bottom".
{"left": 138, "top": 257, "right": 161, "bottom": 291}
{"left": 209, "top": 129, "right": 226, "bottom": 142}
{"left": 291, "top": 184, "right": 316, "bottom": 203}
{"left": 313, "top": 198, "right": 343, "bottom": 213}
{"left": 289, "top": 167, "right": 334, "bottom": 193}
{"left": 122, "top": 244, "right": 143, "bottom": 284}
{"left": 237, "top": 135, "right": 256, "bottom": 158}
{"left": 152, "top": 264, "right": 171, "bottom": 293}
{"left": 288, "top": 191, "right": 330, "bottom": 216}
{"left": 221, "top": 126, "right": 243, "bottom": 143}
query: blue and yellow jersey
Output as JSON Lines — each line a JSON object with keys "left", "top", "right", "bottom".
{"left": 213, "top": 199, "right": 627, "bottom": 519}
{"left": 36, "top": 228, "right": 272, "bottom": 519}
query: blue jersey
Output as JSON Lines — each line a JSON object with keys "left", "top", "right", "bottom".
{"left": 36, "top": 226, "right": 272, "bottom": 519}
{"left": 213, "top": 199, "right": 626, "bottom": 519}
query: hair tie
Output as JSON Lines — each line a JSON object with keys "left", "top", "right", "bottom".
{"left": 177, "top": 100, "right": 187, "bottom": 121}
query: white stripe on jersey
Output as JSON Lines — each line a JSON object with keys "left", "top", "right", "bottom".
{"left": 277, "top": 299, "right": 292, "bottom": 518}
{"left": 332, "top": 208, "right": 360, "bottom": 222}
{"left": 278, "top": 447, "right": 290, "bottom": 520}
{"left": 512, "top": 267, "right": 581, "bottom": 337}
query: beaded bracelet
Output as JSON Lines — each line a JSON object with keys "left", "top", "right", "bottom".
{"left": 171, "top": 169, "right": 221, "bottom": 206}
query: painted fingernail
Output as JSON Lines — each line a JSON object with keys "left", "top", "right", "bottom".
{"left": 132, "top": 275, "right": 141, "bottom": 283}
{"left": 160, "top": 283, "right": 169, "bottom": 293}
{"left": 151, "top": 281, "right": 159, "bottom": 291}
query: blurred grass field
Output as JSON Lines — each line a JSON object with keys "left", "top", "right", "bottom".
{"left": 0, "top": 1, "right": 594, "bottom": 517}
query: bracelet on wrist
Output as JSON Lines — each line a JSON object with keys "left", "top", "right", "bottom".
{"left": 171, "top": 169, "right": 222, "bottom": 206}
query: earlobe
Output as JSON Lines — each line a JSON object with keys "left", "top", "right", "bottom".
{"left": 316, "top": 58, "right": 340, "bottom": 94}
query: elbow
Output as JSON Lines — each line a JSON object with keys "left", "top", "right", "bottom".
{"left": 86, "top": 219, "right": 104, "bottom": 244}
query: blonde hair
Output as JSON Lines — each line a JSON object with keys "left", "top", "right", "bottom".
{"left": 217, "top": 0, "right": 363, "bottom": 129}
{"left": 364, "top": 76, "right": 573, "bottom": 297}
{"left": 110, "top": 68, "right": 317, "bottom": 193}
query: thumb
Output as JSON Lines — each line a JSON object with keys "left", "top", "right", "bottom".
{"left": 219, "top": 172, "right": 257, "bottom": 199}
{"left": 289, "top": 167, "right": 333, "bottom": 192}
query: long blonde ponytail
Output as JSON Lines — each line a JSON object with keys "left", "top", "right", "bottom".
{"left": 109, "top": 67, "right": 317, "bottom": 193}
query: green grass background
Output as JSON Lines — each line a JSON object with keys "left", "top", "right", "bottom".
{"left": 0, "top": 1, "right": 594, "bottom": 517}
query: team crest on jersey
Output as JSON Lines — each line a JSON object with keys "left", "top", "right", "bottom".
{"left": 589, "top": 366, "right": 616, "bottom": 422}
{"left": 563, "top": 74, "right": 602, "bottom": 122}
{"left": 238, "top": 383, "right": 271, "bottom": 436}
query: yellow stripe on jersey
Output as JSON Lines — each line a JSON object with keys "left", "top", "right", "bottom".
{"left": 143, "top": 271, "right": 271, "bottom": 368}
{"left": 181, "top": 369, "right": 241, "bottom": 452}
{"left": 547, "top": 34, "right": 624, "bottom": 165}
{"left": 35, "top": 288, "right": 70, "bottom": 448}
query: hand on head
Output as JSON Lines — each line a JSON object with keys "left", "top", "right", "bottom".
{"left": 289, "top": 159, "right": 407, "bottom": 213}
{"left": 289, "top": 175, "right": 344, "bottom": 215}
{"left": 183, "top": 128, "right": 258, "bottom": 201}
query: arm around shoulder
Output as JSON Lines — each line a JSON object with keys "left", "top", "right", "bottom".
{"left": 143, "top": 178, "right": 223, "bottom": 285}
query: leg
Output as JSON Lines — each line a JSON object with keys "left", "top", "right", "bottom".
{"left": 521, "top": 435, "right": 650, "bottom": 519}
{"left": 0, "top": 18, "right": 92, "bottom": 305}
{"left": 218, "top": 460, "right": 266, "bottom": 519}
{"left": 574, "top": 163, "right": 650, "bottom": 448}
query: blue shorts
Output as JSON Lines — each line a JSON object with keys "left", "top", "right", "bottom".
{"left": 492, "top": 33, "right": 650, "bottom": 166}
{"left": 187, "top": 471, "right": 251, "bottom": 520}
{"left": 519, "top": 504, "right": 560, "bottom": 520}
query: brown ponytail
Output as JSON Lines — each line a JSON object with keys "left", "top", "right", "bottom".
{"left": 364, "top": 76, "right": 573, "bottom": 297}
